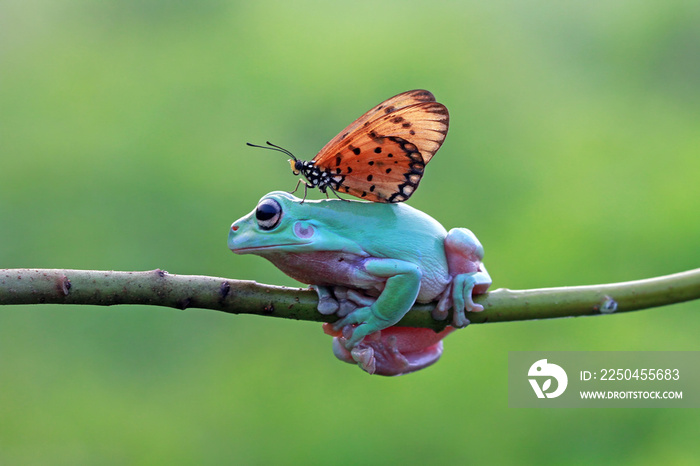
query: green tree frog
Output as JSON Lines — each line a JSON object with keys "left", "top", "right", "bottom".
{"left": 228, "top": 191, "right": 491, "bottom": 376}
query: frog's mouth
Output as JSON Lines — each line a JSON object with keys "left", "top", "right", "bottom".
{"left": 231, "top": 242, "right": 312, "bottom": 253}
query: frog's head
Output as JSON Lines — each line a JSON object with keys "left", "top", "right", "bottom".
{"left": 228, "top": 191, "right": 321, "bottom": 256}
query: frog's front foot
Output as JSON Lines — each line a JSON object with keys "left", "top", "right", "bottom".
{"left": 331, "top": 305, "right": 391, "bottom": 347}
{"left": 314, "top": 285, "right": 340, "bottom": 315}
{"left": 314, "top": 285, "right": 389, "bottom": 348}
{"left": 331, "top": 331, "right": 408, "bottom": 375}
{"left": 312, "top": 285, "right": 376, "bottom": 317}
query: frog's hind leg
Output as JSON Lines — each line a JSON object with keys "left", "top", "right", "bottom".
{"left": 450, "top": 271, "right": 487, "bottom": 327}
{"left": 432, "top": 228, "right": 492, "bottom": 327}
{"left": 441, "top": 264, "right": 490, "bottom": 327}
{"left": 325, "top": 325, "right": 454, "bottom": 376}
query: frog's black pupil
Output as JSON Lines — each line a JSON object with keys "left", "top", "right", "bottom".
{"left": 256, "top": 203, "right": 278, "bottom": 221}
{"left": 255, "top": 199, "right": 282, "bottom": 230}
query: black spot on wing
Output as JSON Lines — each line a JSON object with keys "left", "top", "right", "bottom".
{"left": 385, "top": 136, "right": 425, "bottom": 203}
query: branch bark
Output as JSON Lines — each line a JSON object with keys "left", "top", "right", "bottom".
{"left": 1, "top": 268, "right": 699, "bottom": 331}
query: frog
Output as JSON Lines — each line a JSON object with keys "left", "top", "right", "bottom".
{"left": 228, "top": 191, "right": 491, "bottom": 376}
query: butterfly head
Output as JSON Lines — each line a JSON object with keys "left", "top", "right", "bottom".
{"left": 289, "top": 158, "right": 303, "bottom": 175}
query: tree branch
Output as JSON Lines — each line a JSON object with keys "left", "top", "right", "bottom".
{"left": 1, "top": 268, "right": 699, "bottom": 331}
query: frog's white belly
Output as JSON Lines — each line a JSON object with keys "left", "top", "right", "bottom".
{"left": 414, "top": 255, "right": 451, "bottom": 303}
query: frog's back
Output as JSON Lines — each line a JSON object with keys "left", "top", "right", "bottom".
{"left": 312, "top": 199, "right": 447, "bottom": 255}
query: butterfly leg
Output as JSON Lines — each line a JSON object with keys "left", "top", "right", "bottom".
{"left": 329, "top": 186, "right": 349, "bottom": 202}
{"left": 289, "top": 179, "right": 303, "bottom": 195}
{"left": 302, "top": 183, "right": 314, "bottom": 203}
{"left": 318, "top": 185, "right": 339, "bottom": 201}
{"left": 292, "top": 182, "right": 312, "bottom": 204}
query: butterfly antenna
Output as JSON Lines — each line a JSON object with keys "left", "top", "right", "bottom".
{"left": 246, "top": 141, "right": 298, "bottom": 161}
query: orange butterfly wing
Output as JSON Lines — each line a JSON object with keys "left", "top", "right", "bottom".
{"left": 314, "top": 89, "right": 440, "bottom": 159}
{"left": 324, "top": 136, "right": 426, "bottom": 203}
{"left": 312, "top": 90, "right": 449, "bottom": 203}
{"left": 352, "top": 100, "right": 448, "bottom": 164}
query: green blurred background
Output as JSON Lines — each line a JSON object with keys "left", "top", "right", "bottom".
{"left": 2, "top": 0, "right": 699, "bottom": 464}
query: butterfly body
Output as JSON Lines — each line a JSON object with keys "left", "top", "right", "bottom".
{"left": 250, "top": 89, "right": 449, "bottom": 203}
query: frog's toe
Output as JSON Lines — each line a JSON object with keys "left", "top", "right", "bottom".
{"left": 369, "top": 335, "right": 410, "bottom": 375}
{"left": 317, "top": 297, "right": 339, "bottom": 315}
{"left": 467, "top": 300, "right": 484, "bottom": 313}
{"left": 332, "top": 315, "right": 353, "bottom": 332}
{"left": 451, "top": 282, "right": 466, "bottom": 320}
{"left": 350, "top": 333, "right": 409, "bottom": 376}
{"left": 337, "top": 300, "right": 355, "bottom": 317}
{"left": 452, "top": 312, "right": 471, "bottom": 328}
{"left": 451, "top": 273, "right": 485, "bottom": 318}
{"left": 313, "top": 285, "right": 339, "bottom": 315}
{"left": 345, "top": 289, "right": 377, "bottom": 307}
{"left": 431, "top": 306, "right": 449, "bottom": 322}
{"left": 335, "top": 289, "right": 377, "bottom": 317}
{"left": 432, "top": 286, "right": 452, "bottom": 321}
{"left": 339, "top": 321, "right": 380, "bottom": 348}
{"left": 331, "top": 337, "right": 354, "bottom": 364}
{"left": 332, "top": 306, "right": 372, "bottom": 332}
{"left": 330, "top": 333, "right": 378, "bottom": 374}
{"left": 344, "top": 324, "right": 371, "bottom": 347}
{"left": 460, "top": 278, "right": 484, "bottom": 314}
{"left": 351, "top": 346, "right": 377, "bottom": 374}
{"left": 324, "top": 287, "right": 352, "bottom": 317}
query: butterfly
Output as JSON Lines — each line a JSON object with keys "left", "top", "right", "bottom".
{"left": 248, "top": 89, "right": 449, "bottom": 203}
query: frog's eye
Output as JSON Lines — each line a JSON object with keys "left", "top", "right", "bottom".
{"left": 255, "top": 198, "right": 282, "bottom": 230}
